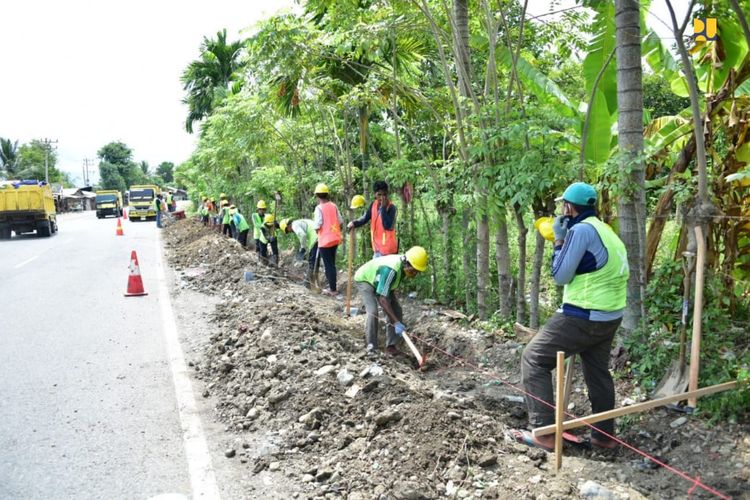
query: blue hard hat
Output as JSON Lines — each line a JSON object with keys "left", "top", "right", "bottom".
{"left": 556, "top": 182, "right": 597, "bottom": 206}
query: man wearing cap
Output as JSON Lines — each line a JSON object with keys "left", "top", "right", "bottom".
{"left": 259, "top": 214, "right": 280, "bottom": 266}
{"left": 354, "top": 246, "right": 429, "bottom": 356}
{"left": 512, "top": 182, "right": 629, "bottom": 452}
{"left": 280, "top": 218, "right": 318, "bottom": 276}
{"left": 347, "top": 180, "right": 398, "bottom": 257}
{"left": 252, "top": 201, "right": 267, "bottom": 255}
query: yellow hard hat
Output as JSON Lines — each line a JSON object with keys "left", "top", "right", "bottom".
{"left": 221, "top": 200, "right": 229, "bottom": 206}
{"left": 220, "top": 192, "right": 226, "bottom": 198}
{"left": 404, "top": 246, "right": 428, "bottom": 272}
{"left": 202, "top": 196, "right": 207, "bottom": 201}
{"left": 210, "top": 198, "right": 215, "bottom": 202}
{"left": 314, "top": 183, "right": 329, "bottom": 195}
{"left": 279, "top": 218, "right": 290, "bottom": 233}
{"left": 263, "top": 214, "right": 275, "bottom": 225}
{"left": 257, "top": 200, "right": 267, "bottom": 209}
{"left": 534, "top": 217, "right": 555, "bottom": 242}
{"left": 350, "top": 194, "right": 366, "bottom": 209}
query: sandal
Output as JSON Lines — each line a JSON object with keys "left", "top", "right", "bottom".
{"left": 591, "top": 435, "right": 619, "bottom": 449}
{"left": 508, "top": 429, "right": 553, "bottom": 452}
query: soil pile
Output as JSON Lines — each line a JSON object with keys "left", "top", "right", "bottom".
{"left": 164, "top": 219, "right": 749, "bottom": 499}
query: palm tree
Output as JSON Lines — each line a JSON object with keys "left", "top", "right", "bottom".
{"left": 0, "top": 137, "right": 20, "bottom": 179}
{"left": 181, "top": 29, "right": 245, "bottom": 133}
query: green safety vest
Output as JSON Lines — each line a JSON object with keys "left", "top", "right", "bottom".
{"left": 252, "top": 212, "right": 263, "bottom": 240}
{"left": 235, "top": 213, "right": 250, "bottom": 232}
{"left": 562, "top": 217, "right": 629, "bottom": 311}
{"left": 295, "top": 219, "right": 318, "bottom": 251}
{"left": 221, "top": 207, "right": 231, "bottom": 224}
{"left": 200, "top": 205, "right": 208, "bottom": 216}
{"left": 354, "top": 254, "right": 404, "bottom": 291}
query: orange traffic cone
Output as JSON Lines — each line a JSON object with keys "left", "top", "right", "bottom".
{"left": 123, "top": 208, "right": 128, "bottom": 220}
{"left": 124, "top": 250, "right": 148, "bottom": 296}
{"left": 116, "top": 218, "right": 124, "bottom": 236}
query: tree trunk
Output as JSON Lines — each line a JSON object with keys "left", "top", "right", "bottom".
{"left": 615, "top": 0, "right": 646, "bottom": 332}
{"left": 441, "top": 202, "right": 454, "bottom": 304}
{"left": 453, "top": 0, "right": 471, "bottom": 97}
{"left": 529, "top": 231, "right": 545, "bottom": 329}
{"left": 477, "top": 208, "right": 490, "bottom": 319}
{"left": 495, "top": 211, "right": 512, "bottom": 318}
{"left": 513, "top": 204, "right": 528, "bottom": 324}
{"left": 462, "top": 208, "right": 476, "bottom": 311}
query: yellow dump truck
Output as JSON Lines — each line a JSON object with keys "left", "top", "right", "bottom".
{"left": 95, "top": 190, "right": 123, "bottom": 218}
{"left": 0, "top": 180, "right": 58, "bottom": 238}
{"left": 128, "top": 184, "right": 160, "bottom": 221}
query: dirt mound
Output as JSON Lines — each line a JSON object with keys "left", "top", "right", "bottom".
{"left": 163, "top": 218, "right": 750, "bottom": 499}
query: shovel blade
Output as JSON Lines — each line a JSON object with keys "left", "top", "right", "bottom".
{"left": 653, "top": 362, "right": 689, "bottom": 399}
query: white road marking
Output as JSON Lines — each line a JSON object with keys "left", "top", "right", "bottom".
{"left": 14, "top": 255, "right": 39, "bottom": 269}
{"left": 154, "top": 235, "right": 221, "bottom": 500}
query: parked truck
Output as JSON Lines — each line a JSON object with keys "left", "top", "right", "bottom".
{"left": 128, "top": 184, "right": 160, "bottom": 221}
{"left": 0, "top": 180, "right": 58, "bottom": 239}
{"left": 95, "top": 190, "right": 123, "bottom": 218}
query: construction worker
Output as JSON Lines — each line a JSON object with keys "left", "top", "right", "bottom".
{"left": 252, "top": 200, "right": 267, "bottom": 254}
{"left": 154, "top": 193, "right": 166, "bottom": 229}
{"left": 313, "top": 183, "right": 344, "bottom": 296}
{"left": 259, "top": 214, "right": 280, "bottom": 266}
{"left": 219, "top": 200, "right": 232, "bottom": 237}
{"left": 354, "top": 246, "right": 428, "bottom": 355}
{"left": 230, "top": 205, "right": 250, "bottom": 248}
{"left": 199, "top": 197, "right": 209, "bottom": 226}
{"left": 511, "top": 182, "right": 629, "bottom": 452}
{"left": 165, "top": 191, "right": 174, "bottom": 213}
{"left": 347, "top": 180, "right": 398, "bottom": 257}
{"left": 280, "top": 218, "right": 318, "bottom": 281}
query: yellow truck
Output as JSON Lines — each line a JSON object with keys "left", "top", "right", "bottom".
{"left": 95, "top": 190, "right": 123, "bottom": 218}
{"left": 128, "top": 184, "right": 160, "bottom": 221}
{"left": 0, "top": 180, "right": 58, "bottom": 238}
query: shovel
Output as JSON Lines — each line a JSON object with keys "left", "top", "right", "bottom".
{"left": 401, "top": 330, "right": 426, "bottom": 369}
{"left": 653, "top": 252, "right": 695, "bottom": 399}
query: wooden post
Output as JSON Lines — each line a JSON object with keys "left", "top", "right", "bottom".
{"left": 555, "top": 351, "right": 564, "bottom": 473}
{"left": 688, "top": 225, "right": 706, "bottom": 407}
{"left": 346, "top": 228, "right": 355, "bottom": 316}
{"left": 533, "top": 380, "right": 737, "bottom": 437}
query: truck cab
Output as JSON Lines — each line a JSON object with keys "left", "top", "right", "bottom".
{"left": 128, "top": 184, "right": 160, "bottom": 221}
{"left": 95, "top": 190, "right": 123, "bottom": 218}
{"left": 0, "top": 180, "right": 58, "bottom": 238}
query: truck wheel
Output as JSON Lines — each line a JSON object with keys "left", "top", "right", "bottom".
{"left": 37, "top": 220, "right": 51, "bottom": 237}
{"left": 0, "top": 226, "right": 11, "bottom": 240}
{"left": 51, "top": 219, "right": 58, "bottom": 234}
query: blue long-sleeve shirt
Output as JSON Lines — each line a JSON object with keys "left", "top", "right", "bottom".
{"left": 551, "top": 210, "right": 623, "bottom": 321}
{"left": 352, "top": 201, "right": 397, "bottom": 230}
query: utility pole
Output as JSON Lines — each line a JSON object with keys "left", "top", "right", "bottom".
{"left": 42, "top": 138, "right": 58, "bottom": 184}
{"left": 82, "top": 158, "right": 94, "bottom": 186}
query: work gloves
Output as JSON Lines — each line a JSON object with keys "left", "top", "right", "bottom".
{"left": 394, "top": 322, "right": 407, "bottom": 337}
{"left": 552, "top": 216, "right": 569, "bottom": 241}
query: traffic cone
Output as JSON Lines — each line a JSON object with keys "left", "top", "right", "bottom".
{"left": 124, "top": 250, "right": 148, "bottom": 296}
{"left": 116, "top": 218, "right": 124, "bottom": 236}
{"left": 123, "top": 208, "right": 128, "bottom": 220}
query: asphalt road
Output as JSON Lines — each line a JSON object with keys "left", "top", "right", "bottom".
{"left": 0, "top": 211, "right": 212, "bottom": 499}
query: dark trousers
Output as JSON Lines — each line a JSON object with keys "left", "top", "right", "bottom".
{"left": 222, "top": 223, "right": 231, "bottom": 236}
{"left": 318, "top": 245, "right": 338, "bottom": 292}
{"left": 521, "top": 313, "right": 621, "bottom": 439}
{"left": 356, "top": 282, "right": 401, "bottom": 349}
{"left": 238, "top": 229, "right": 249, "bottom": 247}
{"left": 260, "top": 239, "right": 279, "bottom": 259}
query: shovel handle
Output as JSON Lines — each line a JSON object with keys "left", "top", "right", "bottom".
{"left": 401, "top": 331, "right": 424, "bottom": 367}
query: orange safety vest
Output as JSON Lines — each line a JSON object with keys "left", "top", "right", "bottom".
{"left": 371, "top": 202, "right": 398, "bottom": 255}
{"left": 317, "top": 202, "right": 342, "bottom": 248}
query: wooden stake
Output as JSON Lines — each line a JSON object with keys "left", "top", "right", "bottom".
{"left": 533, "top": 380, "right": 737, "bottom": 437}
{"left": 688, "top": 225, "right": 706, "bottom": 407}
{"left": 346, "top": 228, "right": 355, "bottom": 316}
{"left": 555, "top": 351, "right": 564, "bottom": 473}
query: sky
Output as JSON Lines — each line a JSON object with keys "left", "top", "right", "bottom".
{"left": 1, "top": 0, "right": 690, "bottom": 187}
{"left": 0, "top": 0, "right": 295, "bottom": 185}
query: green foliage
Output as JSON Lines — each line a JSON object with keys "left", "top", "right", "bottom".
{"left": 643, "top": 73, "right": 690, "bottom": 118}
{"left": 157, "top": 162, "right": 175, "bottom": 183}
{"left": 625, "top": 260, "right": 750, "bottom": 421}
{"left": 15, "top": 140, "right": 65, "bottom": 183}
{"left": 97, "top": 141, "right": 160, "bottom": 190}
{"left": 0, "top": 137, "right": 20, "bottom": 178}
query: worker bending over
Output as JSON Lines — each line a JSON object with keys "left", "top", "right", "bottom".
{"left": 354, "top": 246, "right": 428, "bottom": 356}
{"left": 280, "top": 218, "right": 318, "bottom": 281}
